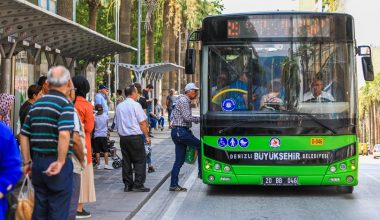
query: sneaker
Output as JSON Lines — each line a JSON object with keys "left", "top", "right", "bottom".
{"left": 169, "top": 185, "right": 187, "bottom": 192}
{"left": 104, "top": 164, "right": 114, "bottom": 170}
{"left": 95, "top": 164, "right": 104, "bottom": 170}
{"left": 148, "top": 166, "right": 155, "bottom": 173}
{"left": 76, "top": 209, "right": 91, "bottom": 219}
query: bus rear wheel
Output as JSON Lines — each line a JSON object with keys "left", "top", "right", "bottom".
{"left": 336, "top": 186, "right": 354, "bottom": 194}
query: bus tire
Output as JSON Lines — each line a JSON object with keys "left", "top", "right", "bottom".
{"left": 336, "top": 186, "right": 354, "bottom": 194}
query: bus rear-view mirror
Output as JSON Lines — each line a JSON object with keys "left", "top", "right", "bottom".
{"left": 362, "top": 56, "right": 374, "bottom": 81}
{"left": 185, "top": 48, "right": 196, "bottom": 74}
{"left": 358, "top": 46, "right": 371, "bottom": 56}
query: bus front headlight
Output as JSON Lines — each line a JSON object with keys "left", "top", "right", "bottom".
{"left": 224, "top": 165, "right": 231, "bottom": 172}
{"left": 214, "top": 163, "right": 221, "bottom": 170}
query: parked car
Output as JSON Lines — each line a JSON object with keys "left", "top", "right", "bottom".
{"left": 373, "top": 144, "right": 380, "bottom": 159}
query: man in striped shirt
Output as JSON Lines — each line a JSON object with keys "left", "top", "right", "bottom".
{"left": 20, "top": 66, "right": 75, "bottom": 220}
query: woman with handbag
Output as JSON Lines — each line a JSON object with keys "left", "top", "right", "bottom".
{"left": 0, "top": 93, "right": 22, "bottom": 219}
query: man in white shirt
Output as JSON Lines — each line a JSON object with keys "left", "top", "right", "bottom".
{"left": 303, "top": 79, "right": 335, "bottom": 102}
{"left": 115, "top": 85, "right": 151, "bottom": 192}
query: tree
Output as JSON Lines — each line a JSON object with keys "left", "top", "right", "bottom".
{"left": 87, "top": 0, "right": 102, "bottom": 30}
{"left": 57, "top": 0, "right": 73, "bottom": 20}
{"left": 119, "top": 0, "right": 133, "bottom": 89}
{"left": 145, "top": 0, "right": 156, "bottom": 65}
{"left": 161, "top": 0, "right": 171, "bottom": 104}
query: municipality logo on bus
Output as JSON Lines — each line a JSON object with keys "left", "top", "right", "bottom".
{"left": 269, "top": 137, "right": 281, "bottom": 148}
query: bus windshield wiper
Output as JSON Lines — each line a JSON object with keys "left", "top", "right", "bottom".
{"left": 283, "top": 111, "right": 337, "bottom": 135}
{"left": 218, "top": 118, "right": 257, "bottom": 134}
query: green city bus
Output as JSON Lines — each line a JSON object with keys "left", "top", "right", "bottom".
{"left": 185, "top": 12, "right": 374, "bottom": 193}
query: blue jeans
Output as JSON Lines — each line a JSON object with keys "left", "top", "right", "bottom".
{"left": 149, "top": 116, "right": 157, "bottom": 129}
{"left": 157, "top": 116, "right": 164, "bottom": 127}
{"left": 32, "top": 156, "right": 73, "bottom": 220}
{"left": 170, "top": 127, "right": 201, "bottom": 187}
{"left": 142, "top": 135, "right": 152, "bottom": 166}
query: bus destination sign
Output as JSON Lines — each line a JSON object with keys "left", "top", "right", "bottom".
{"left": 227, "top": 16, "right": 331, "bottom": 39}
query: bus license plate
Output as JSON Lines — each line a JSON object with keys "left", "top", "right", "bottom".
{"left": 262, "top": 176, "right": 298, "bottom": 186}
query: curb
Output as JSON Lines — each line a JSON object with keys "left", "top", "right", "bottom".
{"left": 125, "top": 171, "right": 172, "bottom": 220}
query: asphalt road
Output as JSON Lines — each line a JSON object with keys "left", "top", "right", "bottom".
{"left": 134, "top": 155, "right": 380, "bottom": 220}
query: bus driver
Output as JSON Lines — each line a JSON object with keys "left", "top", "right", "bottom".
{"left": 303, "top": 78, "right": 335, "bottom": 102}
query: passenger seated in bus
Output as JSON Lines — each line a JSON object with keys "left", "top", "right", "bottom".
{"left": 260, "top": 80, "right": 285, "bottom": 111}
{"left": 228, "top": 70, "right": 249, "bottom": 110}
{"left": 303, "top": 79, "right": 335, "bottom": 102}
{"left": 211, "top": 70, "right": 229, "bottom": 96}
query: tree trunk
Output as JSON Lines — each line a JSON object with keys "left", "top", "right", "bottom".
{"left": 57, "top": 0, "right": 73, "bottom": 20}
{"left": 370, "top": 102, "right": 375, "bottom": 150}
{"left": 145, "top": 13, "right": 155, "bottom": 64}
{"left": 119, "top": 0, "right": 133, "bottom": 89}
{"left": 169, "top": 12, "right": 177, "bottom": 91}
{"left": 161, "top": 0, "right": 170, "bottom": 107}
{"left": 87, "top": 0, "right": 101, "bottom": 31}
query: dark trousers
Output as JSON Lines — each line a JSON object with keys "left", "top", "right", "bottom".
{"left": 167, "top": 109, "right": 172, "bottom": 123}
{"left": 170, "top": 127, "right": 201, "bottom": 187}
{"left": 31, "top": 156, "right": 73, "bottom": 220}
{"left": 68, "top": 173, "right": 81, "bottom": 220}
{"left": 120, "top": 135, "right": 146, "bottom": 187}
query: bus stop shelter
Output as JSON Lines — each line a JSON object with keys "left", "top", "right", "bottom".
{"left": 0, "top": 0, "right": 136, "bottom": 94}
{"left": 110, "top": 62, "right": 184, "bottom": 102}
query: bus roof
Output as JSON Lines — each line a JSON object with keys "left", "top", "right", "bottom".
{"left": 206, "top": 11, "right": 353, "bottom": 20}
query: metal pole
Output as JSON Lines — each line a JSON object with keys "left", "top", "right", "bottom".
{"left": 73, "top": 0, "right": 76, "bottom": 22}
{"left": 177, "top": 31, "right": 181, "bottom": 93}
{"left": 0, "top": 58, "right": 12, "bottom": 93}
{"left": 115, "top": 0, "right": 120, "bottom": 91}
{"left": 137, "top": 0, "right": 141, "bottom": 67}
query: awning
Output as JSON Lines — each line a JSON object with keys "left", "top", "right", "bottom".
{"left": 110, "top": 62, "right": 184, "bottom": 82}
{"left": 0, "top": 0, "right": 136, "bottom": 61}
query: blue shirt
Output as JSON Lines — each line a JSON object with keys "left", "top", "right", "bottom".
{"left": 229, "top": 80, "right": 248, "bottom": 110}
{"left": 0, "top": 122, "right": 22, "bottom": 217}
{"left": 95, "top": 93, "right": 109, "bottom": 114}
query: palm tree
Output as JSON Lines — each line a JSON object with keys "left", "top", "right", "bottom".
{"left": 145, "top": 0, "right": 156, "bottom": 65}
{"left": 57, "top": 0, "right": 73, "bottom": 20}
{"left": 161, "top": 0, "right": 170, "bottom": 105}
{"left": 119, "top": 0, "right": 133, "bottom": 89}
{"left": 87, "top": 0, "right": 102, "bottom": 30}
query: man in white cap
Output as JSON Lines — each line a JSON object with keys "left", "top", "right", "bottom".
{"left": 169, "top": 83, "right": 201, "bottom": 192}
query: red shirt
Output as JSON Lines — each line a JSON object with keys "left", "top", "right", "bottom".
{"left": 74, "top": 96, "right": 94, "bottom": 164}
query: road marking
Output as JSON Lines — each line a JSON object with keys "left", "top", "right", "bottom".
{"left": 363, "top": 173, "right": 380, "bottom": 184}
{"left": 160, "top": 169, "right": 198, "bottom": 220}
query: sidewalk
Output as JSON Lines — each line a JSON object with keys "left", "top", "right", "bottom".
{"left": 86, "top": 125, "right": 175, "bottom": 220}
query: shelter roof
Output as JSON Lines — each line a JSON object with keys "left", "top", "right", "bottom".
{"left": 0, "top": 0, "right": 136, "bottom": 61}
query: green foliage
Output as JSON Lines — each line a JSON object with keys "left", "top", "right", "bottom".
{"left": 359, "top": 73, "right": 380, "bottom": 119}
{"left": 75, "top": 0, "right": 223, "bottom": 87}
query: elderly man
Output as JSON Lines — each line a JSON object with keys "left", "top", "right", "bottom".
{"left": 20, "top": 66, "right": 75, "bottom": 220}
{"left": 303, "top": 78, "right": 335, "bottom": 102}
{"left": 115, "top": 85, "right": 151, "bottom": 192}
{"left": 95, "top": 84, "right": 109, "bottom": 115}
{"left": 169, "top": 83, "right": 201, "bottom": 192}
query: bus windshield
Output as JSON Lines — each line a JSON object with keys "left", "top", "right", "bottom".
{"left": 207, "top": 42, "right": 356, "bottom": 119}
{"left": 203, "top": 42, "right": 356, "bottom": 134}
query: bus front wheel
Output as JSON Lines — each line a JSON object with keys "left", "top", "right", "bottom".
{"left": 336, "top": 186, "right": 354, "bottom": 194}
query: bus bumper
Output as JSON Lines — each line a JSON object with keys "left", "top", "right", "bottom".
{"left": 202, "top": 157, "right": 358, "bottom": 186}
